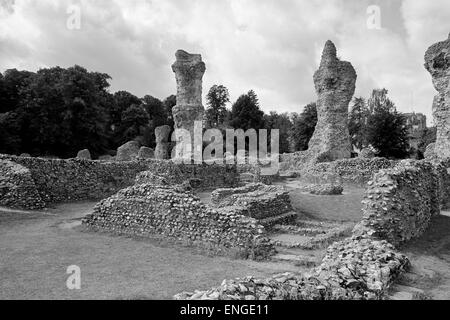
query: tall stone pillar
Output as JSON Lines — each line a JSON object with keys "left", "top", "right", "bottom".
{"left": 171, "top": 50, "right": 206, "bottom": 133}
{"left": 307, "top": 40, "right": 356, "bottom": 162}
{"left": 154, "top": 125, "right": 171, "bottom": 160}
{"left": 424, "top": 33, "right": 450, "bottom": 159}
{"left": 171, "top": 50, "right": 206, "bottom": 161}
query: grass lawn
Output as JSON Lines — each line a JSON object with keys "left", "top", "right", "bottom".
{"left": 277, "top": 180, "right": 365, "bottom": 222}
{"left": 0, "top": 202, "right": 299, "bottom": 300}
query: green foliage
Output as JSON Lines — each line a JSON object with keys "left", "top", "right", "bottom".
{"left": 205, "top": 85, "right": 230, "bottom": 129}
{"left": 230, "top": 91, "right": 265, "bottom": 131}
{"left": 365, "top": 89, "right": 409, "bottom": 159}
{"left": 288, "top": 103, "right": 317, "bottom": 152}
{"left": 120, "top": 104, "right": 150, "bottom": 143}
{"left": 0, "top": 69, "right": 34, "bottom": 113}
{"left": 349, "top": 97, "right": 369, "bottom": 150}
{"left": 264, "top": 111, "right": 292, "bottom": 154}
{"left": 10, "top": 66, "right": 113, "bottom": 157}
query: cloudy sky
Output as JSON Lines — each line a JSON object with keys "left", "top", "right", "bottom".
{"left": 1, "top": 0, "right": 449, "bottom": 123}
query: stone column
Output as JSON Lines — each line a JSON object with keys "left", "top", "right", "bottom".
{"left": 171, "top": 50, "right": 206, "bottom": 161}
{"left": 308, "top": 40, "right": 356, "bottom": 162}
{"left": 154, "top": 125, "right": 171, "bottom": 160}
{"left": 171, "top": 50, "right": 206, "bottom": 133}
{"left": 424, "top": 34, "right": 450, "bottom": 159}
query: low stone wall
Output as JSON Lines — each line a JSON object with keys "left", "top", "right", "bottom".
{"left": 175, "top": 235, "right": 409, "bottom": 300}
{"left": 0, "top": 160, "right": 45, "bottom": 209}
{"left": 210, "top": 183, "right": 293, "bottom": 220}
{"left": 354, "top": 159, "right": 447, "bottom": 246}
{"left": 0, "top": 154, "right": 241, "bottom": 208}
{"left": 300, "top": 158, "right": 396, "bottom": 186}
{"left": 302, "top": 184, "right": 344, "bottom": 195}
{"left": 82, "top": 183, "right": 274, "bottom": 259}
{"left": 135, "top": 162, "right": 239, "bottom": 190}
{"left": 0, "top": 154, "right": 150, "bottom": 205}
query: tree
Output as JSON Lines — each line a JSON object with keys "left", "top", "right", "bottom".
{"left": 142, "top": 95, "right": 169, "bottom": 127}
{"left": 349, "top": 97, "right": 369, "bottom": 150}
{"left": 163, "top": 94, "right": 176, "bottom": 128}
{"left": 205, "top": 85, "right": 230, "bottom": 129}
{"left": 230, "top": 92, "right": 265, "bottom": 131}
{"left": 247, "top": 90, "right": 260, "bottom": 108}
{"left": 288, "top": 103, "right": 317, "bottom": 152}
{"left": 112, "top": 91, "right": 141, "bottom": 127}
{"left": 264, "top": 112, "right": 292, "bottom": 154}
{"left": 0, "top": 112, "right": 22, "bottom": 155}
{"left": 120, "top": 104, "right": 150, "bottom": 143}
{"left": 13, "top": 65, "right": 112, "bottom": 157}
{"left": 0, "top": 69, "right": 34, "bottom": 113}
{"left": 365, "top": 89, "right": 409, "bottom": 159}
{"left": 141, "top": 95, "right": 170, "bottom": 147}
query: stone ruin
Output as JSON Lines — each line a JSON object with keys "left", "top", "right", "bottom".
{"left": 137, "top": 146, "right": 154, "bottom": 160}
{"left": 308, "top": 40, "right": 356, "bottom": 162}
{"left": 154, "top": 125, "right": 171, "bottom": 160}
{"left": 116, "top": 141, "right": 140, "bottom": 161}
{"left": 279, "top": 40, "right": 356, "bottom": 171}
{"left": 171, "top": 50, "right": 206, "bottom": 159}
{"left": 83, "top": 181, "right": 274, "bottom": 260}
{"left": 76, "top": 149, "right": 91, "bottom": 160}
{"left": 424, "top": 33, "right": 450, "bottom": 159}
{"left": 210, "top": 183, "right": 295, "bottom": 228}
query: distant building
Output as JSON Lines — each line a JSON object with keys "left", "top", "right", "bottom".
{"left": 403, "top": 112, "right": 427, "bottom": 156}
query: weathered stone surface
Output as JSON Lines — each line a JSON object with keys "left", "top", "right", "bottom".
{"left": 424, "top": 142, "right": 436, "bottom": 159}
{"left": 278, "top": 41, "right": 356, "bottom": 171}
{"left": 82, "top": 183, "right": 274, "bottom": 260}
{"left": 137, "top": 147, "right": 154, "bottom": 159}
{"left": 171, "top": 50, "right": 206, "bottom": 159}
{"left": 116, "top": 141, "right": 139, "bottom": 161}
{"left": 353, "top": 160, "right": 444, "bottom": 246}
{"left": 0, "top": 154, "right": 153, "bottom": 205}
{"left": 296, "top": 157, "right": 396, "bottom": 186}
{"left": 174, "top": 237, "right": 410, "bottom": 300}
{"left": 76, "top": 149, "right": 91, "bottom": 160}
{"left": 307, "top": 40, "right": 356, "bottom": 162}
{"left": 173, "top": 159, "right": 450, "bottom": 301}
{"left": 424, "top": 34, "right": 450, "bottom": 159}
{"left": 302, "top": 184, "right": 343, "bottom": 195}
{"left": 359, "top": 148, "right": 376, "bottom": 159}
{"left": 0, "top": 159, "right": 45, "bottom": 209}
{"left": 154, "top": 125, "right": 171, "bottom": 160}
{"left": 211, "top": 183, "right": 293, "bottom": 220}
{"left": 98, "top": 155, "right": 114, "bottom": 161}
{"left": 135, "top": 162, "right": 239, "bottom": 191}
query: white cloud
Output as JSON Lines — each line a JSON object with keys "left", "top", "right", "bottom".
{"left": 0, "top": 0, "right": 448, "bottom": 123}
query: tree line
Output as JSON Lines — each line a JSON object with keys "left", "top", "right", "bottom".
{"left": 0, "top": 65, "right": 434, "bottom": 159}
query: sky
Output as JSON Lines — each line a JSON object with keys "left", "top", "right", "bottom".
{"left": 1, "top": 0, "right": 449, "bottom": 124}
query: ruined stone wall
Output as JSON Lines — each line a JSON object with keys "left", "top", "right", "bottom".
{"left": 354, "top": 160, "right": 445, "bottom": 246}
{"left": 210, "top": 183, "right": 293, "bottom": 220}
{"left": 0, "top": 159, "right": 45, "bottom": 209}
{"left": 0, "top": 155, "right": 240, "bottom": 207}
{"left": 175, "top": 159, "right": 450, "bottom": 300}
{"left": 424, "top": 34, "right": 450, "bottom": 159}
{"left": 307, "top": 40, "right": 356, "bottom": 162}
{"left": 0, "top": 154, "right": 150, "bottom": 205}
{"left": 135, "top": 162, "right": 239, "bottom": 190}
{"left": 174, "top": 234, "right": 409, "bottom": 300}
{"left": 280, "top": 157, "right": 395, "bottom": 185}
{"left": 83, "top": 183, "right": 274, "bottom": 259}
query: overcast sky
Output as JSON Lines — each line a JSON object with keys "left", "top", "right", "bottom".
{"left": 1, "top": 0, "right": 449, "bottom": 124}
